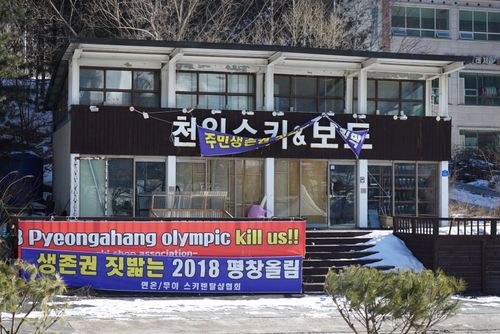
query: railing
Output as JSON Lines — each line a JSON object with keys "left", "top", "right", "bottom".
{"left": 393, "top": 216, "right": 500, "bottom": 236}
{"left": 150, "top": 191, "right": 233, "bottom": 218}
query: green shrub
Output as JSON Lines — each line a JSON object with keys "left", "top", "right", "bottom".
{"left": 0, "top": 260, "right": 66, "bottom": 334}
{"left": 324, "top": 266, "right": 465, "bottom": 334}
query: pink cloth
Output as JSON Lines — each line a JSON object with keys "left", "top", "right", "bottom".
{"left": 247, "top": 204, "right": 267, "bottom": 218}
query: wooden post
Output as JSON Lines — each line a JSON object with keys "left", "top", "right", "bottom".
{"left": 492, "top": 219, "right": 497, "bottom": 236}
{"left": 481, "top": 239, "right": 486, "bottom": 294}
{"left": 433, "top": 218, "right": 439, "bottom": 236}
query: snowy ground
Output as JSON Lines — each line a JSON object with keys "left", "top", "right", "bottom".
{"left": 450, "top": 187, "right": 500, "bottom": 210}
{"left": 8, "top": 294, "right": 500, "bottom": 333}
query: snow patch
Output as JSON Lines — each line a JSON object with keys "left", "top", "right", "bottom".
{"left": 450, "top": 188, "right": 500, "bottom": 209}
{"left": 7, "top": 295, "right": 334, "bottom": 320}
{"left": 363, "top": 230, "right": 424, "bottom": 272}
{"left": 467, "top": 179, "right": 491, "bottom": 188}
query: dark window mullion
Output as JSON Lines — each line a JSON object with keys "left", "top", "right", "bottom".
{"left": 225, "top": 73, "right": 228, "bottom": 108}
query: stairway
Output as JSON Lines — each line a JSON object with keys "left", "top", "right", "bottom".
{"left": 302, "top": 230, "right": 394, "bottom": 293}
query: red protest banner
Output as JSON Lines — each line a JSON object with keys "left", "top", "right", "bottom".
{"left": 18, "top": 220, "right": 306, "bottom": 257}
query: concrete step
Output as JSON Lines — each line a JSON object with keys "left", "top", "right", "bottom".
{"left": 305, "top": 251, "right": 378, "bottom": 259}
{"left": 306, "top": 230, "right": 372, "bottom": 238}
{"left": 303, "top": 258, "right": 381, "bottom": 268}
{"left": 302, "top": 265, "right": 396, "bottom": 293}
{"left": 305, "top": 244, "right": 374, "bottom": 253}
{"left": 306, "top": 237, "right": 372, "bottom": 245}
{"left": 303, "top": 259, "right": 382, "bottom": 276}
{"left": 302, "top": 283, "right": 326, "bottom": 293}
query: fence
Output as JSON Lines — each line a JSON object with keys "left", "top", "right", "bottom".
{"left": 394, "top": 216, "right": 499, "bottom": 236}
{"left": 393, "top": 216, "right": 500, "bottom": 294}
{"left": 150, "top": 191, "right": 232, "bottom": 218}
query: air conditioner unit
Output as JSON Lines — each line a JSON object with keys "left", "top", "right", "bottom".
{"left": 459, "top": 31, "right": 473, "bottom": 40}
{"left": 436, "top": 31, "right": 450, "bottom": 39}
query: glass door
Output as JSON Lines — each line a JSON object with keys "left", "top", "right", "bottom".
{"left": 135, "top": 161, "right": 166, "bottom": 217}
{"left": 328, "top": 164, "right": 356, "bottom": 227}
{"left": 367, "top": 165, "right": 393, "bottom": 228}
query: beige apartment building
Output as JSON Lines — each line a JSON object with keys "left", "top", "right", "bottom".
{"left": 381, "top": 0, "right": 500, "bottom": 152}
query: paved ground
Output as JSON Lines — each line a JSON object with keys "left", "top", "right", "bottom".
{"left": 12, "top": 294, "right": 500, "bottom": 333}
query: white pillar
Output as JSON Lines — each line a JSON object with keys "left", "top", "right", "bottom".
{"left": 256, "top": 73, "right": 264, "bottom": 110}
{"left": 345, "top": 76, "right": 353, "bottom": 113}
{"left": 160, "top": 63, "right": 168, "bottom": 108}
{"left": 438, "top": 161, "right": 449, "bottom": 218}
{"left": 265, "top": 65, "right": 274, "bottom": 111}
{"left": 68, "top": 49, "right": 81, "bottom": 107}
{"left": 357, "top": 69, "right": 368, "bottom": 114}
{"left": 425, "top": 79, "right": 432, "bottom": 116}
{"left": 69, "top": 154, "right": 80, "bottom": 217}
{"left": 167, "top": 155, "right": 176, "bottom": 192}
{"left": 439, "top": 74, "right": 449, "bottom": 117}
{"left": 264, "top": 158, "right": 275, "bottom": 218}
{"left": 167, "top": 60, "right": 177, "bottom": 108}
{"left": 357, "top": 159, "right": 368, "bottom": 228}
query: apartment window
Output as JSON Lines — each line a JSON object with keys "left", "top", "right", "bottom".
{"left": 391, "top": 6, "right": 450, "bottom": 38}
{"left": 274, "top": 75, "right": 345, "bottom": 113}
{"left": 459, "top": 10, "right": 500, "bottom": 40}
{"left": 460, "top": 73, "right": 500, "bottom": 105}
{"left": 460, "top": 129, "right": 500, "bottom": 151}
{"left": 353, "top": 79, "right": 425, "bottom": 116}
{"left": 176, "top": 72, "right": 255, "bottom": 110}
{"left": 79, "top": 68, "right": 160, "bottom": 107}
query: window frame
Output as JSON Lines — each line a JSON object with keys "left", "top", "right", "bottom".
{"left": 79, "top": 67, "right": 161, "bottom": 107}
{"left": 460, "top": 72, "right": 500, "bottom": 106}
{"left": 459, "top": 10, "right": 500, "bottom": 41}
{"left": 273, "top": 74, "right": 346, "bottom": 113}
{"left": 354, "top": 78, "right": 425, "bottom": 116}
{"left": 175, "top": 71, "right": 256, "bottom": 110}
{"left": 391, "top": 6, "right": 450, "bottom": 39}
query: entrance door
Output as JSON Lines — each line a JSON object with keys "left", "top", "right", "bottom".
{"left": 328, "top": 164, "right": 356, "bottom": 227}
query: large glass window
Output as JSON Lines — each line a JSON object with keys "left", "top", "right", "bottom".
{"left": 460, "top": 73, "right": 500, "bottom": 106}
{"left": 80, "top": 68, "right": 160, "bottom": 107}
{"left": 418, "top": 164, "right": 437, "bottom": 216}
{"left": 394, "top": 163, "right": 437, "bottom": 216}
{"left": 354, "top": 79, "right": 424, "bottom": 116}
{"left": 391, "top": 6, "right": 450, "bottom": 38}
{"left": 79, "top": 157, "right": 164, "bottom": 217}
{"left": 176, "top": 72, "right": 255, "bottom": 110}
{"left": 274, "top": 160, "right": 327, "bottom": 226}
{"left": 274, "top": 75, "right": 345, "bottom": 113}
{"left": 176, "top": 159, "right": 264, "bottom": 217}
{"left": 460, "top": 10, "right": 500, "bottom": 40}
{"left": 79, "top": 159, "right": 106, "bottom": 216}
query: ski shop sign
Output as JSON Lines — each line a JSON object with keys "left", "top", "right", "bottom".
{"left": 171, "top": 111, "right": 372, "bottom": 155}
{"left": 18, "top": 220, "right": 305, "bottom": 293}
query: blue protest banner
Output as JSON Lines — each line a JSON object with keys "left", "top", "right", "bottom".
{"left": 197, "top": 115, "right": 323, "bottom": 157}
{"left": 325, "top": 115, "right": 368, "bottom": 158}
{"left": 22, "top": 249, "right": 303, "bottom": 293}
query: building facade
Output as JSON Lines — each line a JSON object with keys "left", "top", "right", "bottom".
{"left": 382, "top": 0, "right": 500, "bottom": 152}
{"left": 48, "top": 38, "right": 467, "bottom": 228}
